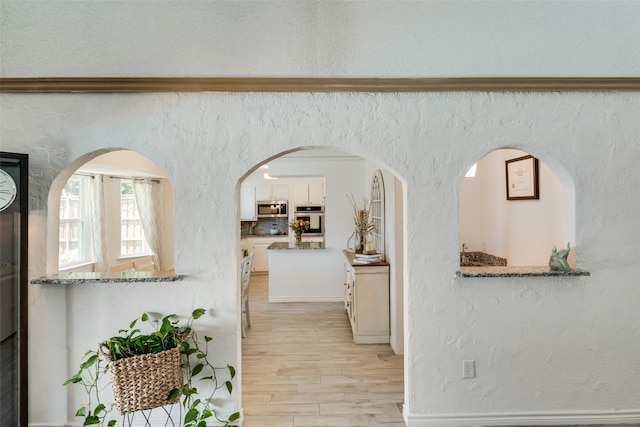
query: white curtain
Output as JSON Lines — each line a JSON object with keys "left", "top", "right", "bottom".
{"left": 132, "top": 178, "right": 164, "bottom": 271}
{"left": 88, "top": 175, "right": 109, "bottom": 273}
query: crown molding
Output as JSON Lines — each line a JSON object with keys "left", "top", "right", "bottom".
{"left": 1, "top": 77, "right": 639, "bottom": 93}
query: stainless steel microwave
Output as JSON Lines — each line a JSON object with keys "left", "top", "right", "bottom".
{"left": 256, "top": 200, "right": 288, "bottom": 218}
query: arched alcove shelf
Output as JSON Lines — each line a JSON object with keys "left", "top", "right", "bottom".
{"left": 32, "top": 149, "right": 179, "bottom": 284}
{"left": 458, "top": 148, "right": 590, "bottom": 278}
{"left": 456, "top": 267, "right": 590, "bottom": 278}
{"left": 31, "top": 271, "right": 184, "bottom": 284}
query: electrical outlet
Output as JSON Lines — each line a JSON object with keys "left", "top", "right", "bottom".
{"left": 463, "top": 360, "right": 475, "bottom": 379}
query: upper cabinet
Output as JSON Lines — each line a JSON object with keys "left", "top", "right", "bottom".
{"left": 241, "top": 186, "right": 257, "bottom": 220}
{"left": 256, "top": 184, "right": 288, "bottom": 201}
{"left": 291, "top": 177, "right": 325, "bottom": 206}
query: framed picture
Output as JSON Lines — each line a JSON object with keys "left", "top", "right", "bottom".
{"left": 505, "top": 155, "right": 539, "bottom": 200}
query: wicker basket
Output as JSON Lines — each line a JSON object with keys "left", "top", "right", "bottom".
{"left": 106, "top": 346, "right": 183, "bottom": 415}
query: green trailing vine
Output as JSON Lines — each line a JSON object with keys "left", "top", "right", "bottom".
{"left": 63, "top": 309, "right": 240, "bottom": 427}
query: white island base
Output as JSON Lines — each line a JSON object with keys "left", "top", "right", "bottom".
{"left": 267, "top": 242, "right": 344, "bottom": 303}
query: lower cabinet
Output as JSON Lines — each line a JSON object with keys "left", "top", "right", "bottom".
{"left": 343, "top": 252, "right": 390, "bottom": 344}
{"left": 252, "top": 243, "right": 271, "bottom": 272}
{"left": 251, "top": 237, "right": 289, "bottom": 272}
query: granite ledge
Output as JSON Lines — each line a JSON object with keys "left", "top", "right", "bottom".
{"left": 31, "top": 271, "right": 184, "bottom": 284}
{"left": 456, "top": 266, "right": 590, "bottom": 278}
{"left": 268, "top": 242, "right": 326, "bottom": 250}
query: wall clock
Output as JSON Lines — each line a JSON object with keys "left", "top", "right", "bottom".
{"left": 0, "top": 168, "right": 17, "bottom": 211}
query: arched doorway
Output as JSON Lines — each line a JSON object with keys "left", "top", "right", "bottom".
{"left": 238, "top": 147, "right": 407, "bottom": 425}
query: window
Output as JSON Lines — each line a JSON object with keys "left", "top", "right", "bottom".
{"left": 120, "top": 179, "right": 151, "bottom": 257}
{"left": 59, "top": 175, "right": 93, "bottom": 267}
{"left": 370, "top": 170, "right": 385, "bottom": 256}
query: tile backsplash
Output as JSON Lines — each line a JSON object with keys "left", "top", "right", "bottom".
{"left": 241, "top": 218, "right": 289, "bottom": 236}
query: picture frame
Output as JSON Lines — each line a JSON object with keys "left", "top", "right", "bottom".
{"left": 505, "top": 155, "right": 539, "bottom": 200}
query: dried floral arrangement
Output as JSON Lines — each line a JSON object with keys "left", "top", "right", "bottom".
{"left": 347, "top": 193, "right": 375, "bottom": 251}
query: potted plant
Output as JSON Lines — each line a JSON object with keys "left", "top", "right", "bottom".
{"left": 63, "top": 308, "right": 240, "bottom": 427}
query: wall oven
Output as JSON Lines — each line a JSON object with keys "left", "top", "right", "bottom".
{"left": 294, "top": 205, "right": 324, "bottom": 236}
{"left": 256, "top": 200, "right": 288, "bottom": 218}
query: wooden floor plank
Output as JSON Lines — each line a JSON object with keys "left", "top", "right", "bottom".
{"left": 241, "top": 273, "right": 405, "bottom": 427}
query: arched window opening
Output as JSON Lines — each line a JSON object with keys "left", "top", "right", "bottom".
{"left": 54, "top": 150, "right": 175, "bottom": 274}
{"left": 460, "top": 148, "right": 576, "bottom": 270}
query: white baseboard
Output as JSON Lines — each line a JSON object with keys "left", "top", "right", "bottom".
{"left": 390, "top": 334, "right": 404, "bottom": 355}
{"left": 405, "top": 409, "right": 640, "bottom": 426}
{"left": 268, "top": 296, "right": 343, "bottom": 303}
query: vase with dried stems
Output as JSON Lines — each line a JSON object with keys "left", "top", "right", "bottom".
{"left": 347, "top": 193, "right": 375, "bottom": 253}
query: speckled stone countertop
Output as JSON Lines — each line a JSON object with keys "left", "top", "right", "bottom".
{"left": 457, "top": 266, "right": 590, "bottom": 278}
{"left": 31, "top": 271, "right": 184, "bottom": 284}
{"left": 268, "top": 242, "right": 326, "bottom": 250}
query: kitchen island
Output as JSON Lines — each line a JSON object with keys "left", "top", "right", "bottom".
{"left": 267, "top": 241, "right": 343, "bottom": 302}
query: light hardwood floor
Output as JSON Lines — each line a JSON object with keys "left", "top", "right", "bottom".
{"left": 241, "top": 273, "right": 406, "bottom": 427}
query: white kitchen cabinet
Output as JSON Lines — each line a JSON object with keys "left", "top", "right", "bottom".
{"left": 256, "top": 184, "right": 288, "bottom": 201}
{"left": 252, "top": 237, "right": 289, "bottom": 272}
{"left": 291, "top": 178, "right": 325, "bottom": 206}
{"left": 252, "top": 243, "right": 271, "bottom": 272}
{"left": 240, "top": 186, "right": 256, "bottom": 220}
{"left": 343, "top": 251, "right": 390, "bottom": 344}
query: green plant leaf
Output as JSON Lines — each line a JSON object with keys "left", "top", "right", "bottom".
{"left": 167, "top": 388, "right": 180, "bottom": 400}
{"left": 199, "top": 375, "right": 213, "bottom": 381}
{"left": 80, "top": 354, "right": 99, "bottom": 369}
{"left": 160, "top": 316, "right": 173, "bottom": 334}
{"left": 107, "top": 421, "right": 117, "bottom": 427}
{"left": 190, "top": 399, "right": 201, "bottom": 409}
{"left": 83, "top": 415, "right": 100, "bottom": 426}
{"left": 229, "top": 412, "right": 241, "bottom": 422}
{"left": 228, "top": 365, "right": 236, "bottom": 378}
{"left": 196, "top": 353, "right": 206, "bottom": 359}
{"left": 141, "top": 313, "right": 149, "bottom": 322}
{"left": 129, "top": 318, "right": 138, "bottom": 328}
{"left": 184, "top": 408, "right": 198, "bottom": 424}
{"left": 204, "top": 335, "right": 212, "bottom": 342}
{"left": 225, "top": 381, "right": 233, "bottom": 394}
{"left": 197, "top": 421, "right": 206, "bottom": 427}
{"left": 94, "top": 404, "right": 105, "bottom": 415}
{"left": 63, "top": 372, "right": 83, "bottom": 385}
{"left": 184, "top": 348, "right": 197, "bottom": 356}
{"left": 192, "top": 308, "right": 206, "bottom": 319}
{"left": 191, "top": 363, "right": 204, "bottom": 376}
{"left": 75, "top": 407, "right": 87, "bottom": 416}
{"left": 202, "top": 409, "right": 212, "bottom": 418}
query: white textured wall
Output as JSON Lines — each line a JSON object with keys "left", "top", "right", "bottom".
{"left": 3, "top": 91, "right": 639, "bottom": 426}
{"left": 2, "top": 1, "right": 640, "bottom": 77}
{"left": 2, "top": 2, "right": 640, "bottom": 426}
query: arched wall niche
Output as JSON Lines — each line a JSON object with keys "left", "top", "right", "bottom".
{"left": 47, "top": 148, "right": 175, "bottom": 275}
{"left": 459, "top": 147, "right": 576, "bottom": 268}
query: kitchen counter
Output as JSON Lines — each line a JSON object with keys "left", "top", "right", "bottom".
{"left": 268, "top": 241, "right": 326, "bottom": 250}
